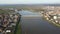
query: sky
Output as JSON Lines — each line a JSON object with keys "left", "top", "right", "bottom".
{"left": 0, "top": 0, "right": 60, "bottom": 4}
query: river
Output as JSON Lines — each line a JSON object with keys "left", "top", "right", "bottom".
{"left": 19, "top": 10, "right": 60, "bottom": 34}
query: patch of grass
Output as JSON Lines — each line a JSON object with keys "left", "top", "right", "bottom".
{"left": 16, "top": 24, "right": 22, "bottom": 34}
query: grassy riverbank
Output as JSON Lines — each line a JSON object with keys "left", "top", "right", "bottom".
{"left": 16, "top": 24, "right": 22, "bottom": 34}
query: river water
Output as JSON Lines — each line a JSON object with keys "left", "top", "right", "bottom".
{"left": 19, "top": 10, "right": 60, "bottom": 34}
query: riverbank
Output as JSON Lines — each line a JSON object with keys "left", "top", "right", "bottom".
{"left": 42, "top": 17, "right": 60, "bottom": 27}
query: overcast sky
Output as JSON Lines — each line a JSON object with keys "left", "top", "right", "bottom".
{"left": 0, "top": 0, "right": 60, "bottom": 4}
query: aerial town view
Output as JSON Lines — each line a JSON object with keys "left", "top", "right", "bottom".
{"left": 1, "top": 0, "right": 60, "bottom": 34}
{"left": 42, "top": 6, "right": 60, "bottom": 26}
{"left": 0, "top": 8, "right": 21, "bottom": 34}
{"left": 0, "top": 4, "right": 60, "bottom": 34}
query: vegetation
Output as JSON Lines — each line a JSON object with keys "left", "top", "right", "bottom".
{"left": 16, "top": 24, "right": 22, "bottom": 34}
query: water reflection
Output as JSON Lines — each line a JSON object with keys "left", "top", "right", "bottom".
{"left": 19, "top": 10, "right": 40, "bottom": 15}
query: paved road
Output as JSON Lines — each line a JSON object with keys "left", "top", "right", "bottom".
{"left": 21, "top": 16, "right": 60, "bottom": 34}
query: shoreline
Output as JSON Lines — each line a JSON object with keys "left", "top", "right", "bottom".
{"left": 43, "top": 17, "right": 60, "bottom": 27}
